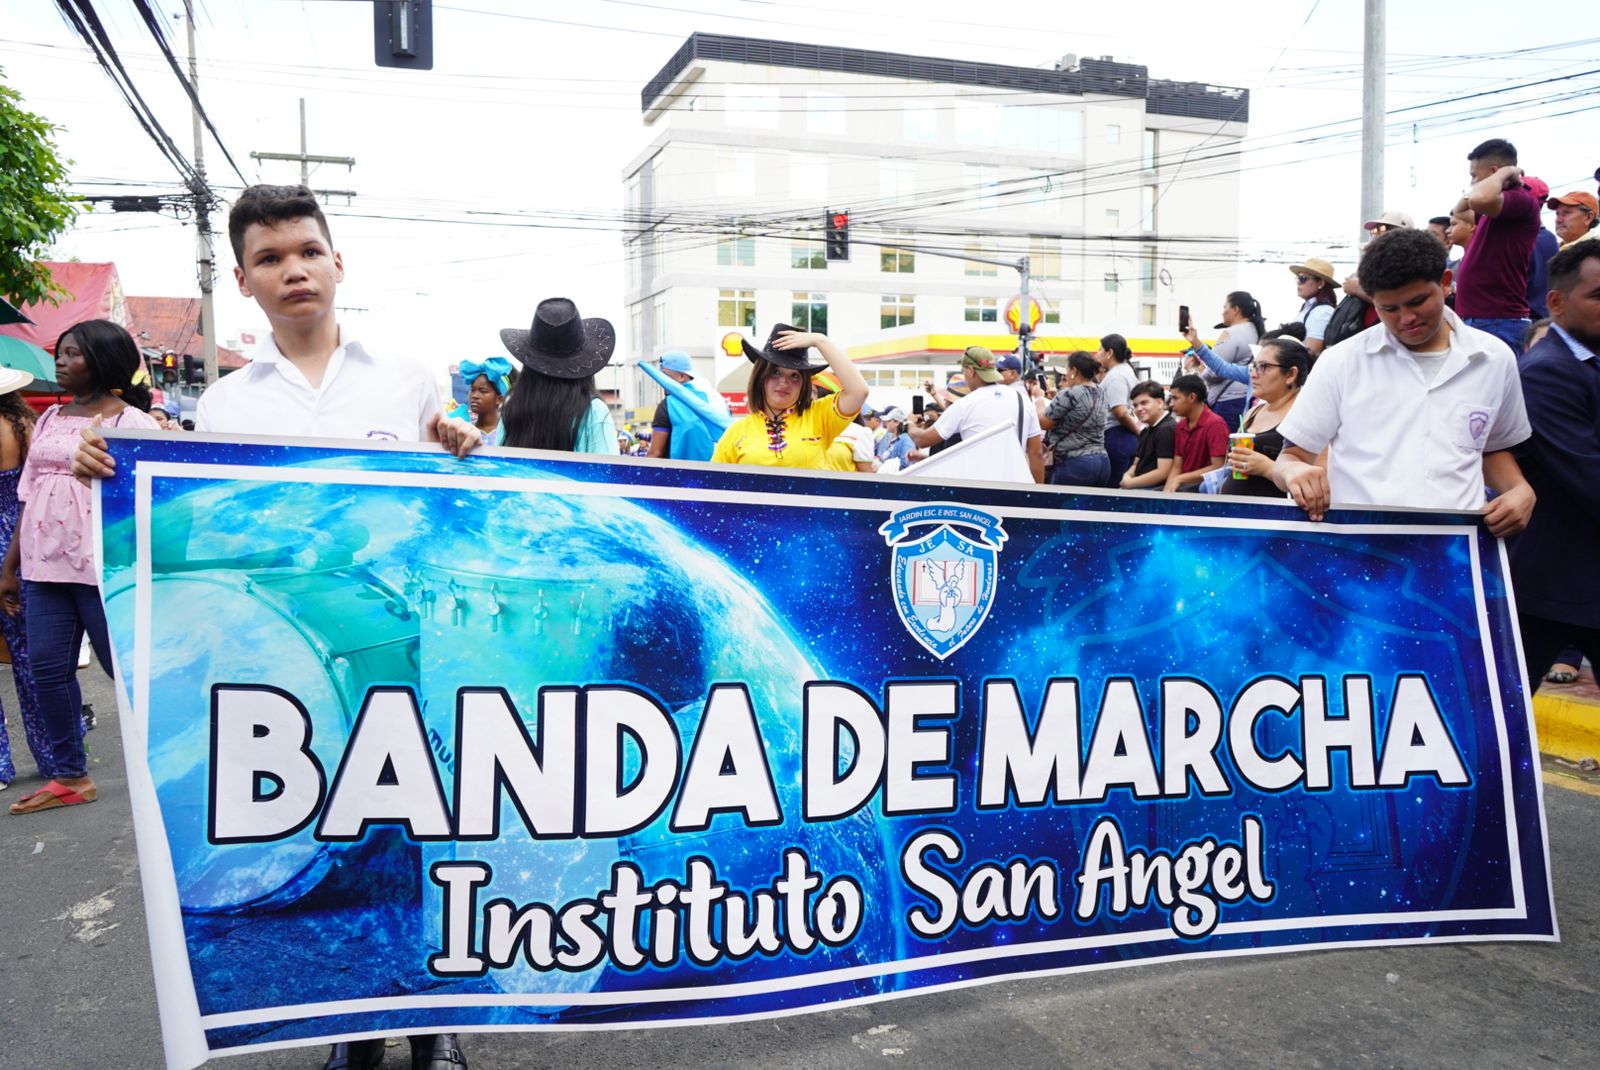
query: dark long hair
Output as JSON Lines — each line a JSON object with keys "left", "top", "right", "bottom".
{"left": 55, "top": 318, "right": 153, "bottom": 412}
{"left": 0, "top": 391, "right": 35, "bottom": 461}
{"left": 499, "top": 368, "right": 599, "bottom": 451}
{"left": 1226, "top": 290, "right": 1267, "bottom": 337}
{"left": 1098, "top": 333, "right": 1131, "bottom": 364}
{"left": 748, "top": 358, "right": 814, "bottom": 415}
{"left": 1260, "top": 337, "right": 1312, "bottom": 392}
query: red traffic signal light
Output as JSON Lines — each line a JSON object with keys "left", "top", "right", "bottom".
{"left": 825, "top": 209, "right": 850, "bottom": 262}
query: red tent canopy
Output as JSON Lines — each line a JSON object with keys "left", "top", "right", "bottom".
{"left": 0, "top": 262, "right": 123, "bottom": 353}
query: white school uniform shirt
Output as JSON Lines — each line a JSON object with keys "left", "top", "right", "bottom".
{"left": 196, "top": 332, "right": 441, "bottom": 441}
{"left": 1276, "top": 307, "right": 1531, "bottom": 511}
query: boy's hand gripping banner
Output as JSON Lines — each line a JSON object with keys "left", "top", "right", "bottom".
{"left": 95, "top": 433, "right": 1556, "bottom": 1069}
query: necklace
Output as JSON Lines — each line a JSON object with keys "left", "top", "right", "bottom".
{"left": 763, "top": 406, "right": 796, "bottom": 455}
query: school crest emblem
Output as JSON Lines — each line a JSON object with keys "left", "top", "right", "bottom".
{"left": 879, "top": 504, "right": 1008, "bottom": 660}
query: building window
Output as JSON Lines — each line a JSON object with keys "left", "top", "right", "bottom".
{"left": 807, "top": 93, "right": 846, "bottom": 136}
{"left": 790, "top": 154, "right": 828, "bottom": 203}
{"left": 791, "top": 291, "right": 828, "bottom": 334}
{"left": 964, "top": 297, "right": 998, "bottom": 323}
{"left": 903, "top": 98, "right": 938, "bottom": 141}
{"left": 626, "top": 238, "right": 643, "bottom": 292}
{"left": 630, "top": 306, "right": 645, "bottom": 354}
{"left": 1104, "top": 273, "right": 1120, "bottom": 293}
{"left": 1029, "top": 236, "right": 1061, "bottom": 279}
{"left": 1105, "top": 208, "right": 1121, "bottom": 230}
{"left": 967, "top": 164, "right": 1000, "bottom": 210}
{"left": 624, "top": 172, "right": 642, "bottom": 220}
{"left": 881, "top": 231, "right": 914, "bottom": 273}
{"left": 791, "top": 241, "right": 827, "bottom": 270}
{"left": 954, "top": 99, "right": 993, "bottom": 146}
{"left": 880, "top": 159, "right": 917, "bottom": 203}
{"left": 1042, "top": 305, "right": 1061, "bottom": 325}
{"left": 1141, "top": 247, "right": 1157, "bottom": 292}
{"left": 715, "top": 149, "right": 756, "bottom": 198}
{"left": 964, "top": 240, "right": 997, "bottom": 277}
{"left": 652, "top": 296, "right": 667, "bottom": 347}
{"left": 880, "top": 294, "right": 915, "bottom": 329}
{"left": 1143, "top": 129, "right": 1159, "bottom": 170}
{"left": 718, "top": 288, "right": 756, "bottom": 329}
{"left": 1142, "top": 185, "right": 1159, "bottom": 230}
{"left": 725, "top": 86, "right": 780, "bottom": 130}
{"left": 1106, "top": 123, "right": 1121, "bottom": 145}
{"left": 717, "top": 235, "right": 755, "bottom": 267}
{"left": 1140, "top": 303, "right": 1157, "bottom": 326}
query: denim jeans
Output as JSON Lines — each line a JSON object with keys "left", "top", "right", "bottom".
{"left": 24, "top": 580, "right": 113, "bottom": 780}
{"left": 1211, "top": 396, "right": 1248, "bottom": 433}
{"left": 1464, "top": 316, "right": 1530, "bottom": 358}
{"left": 1051, "top": 452, "right": 1111, "bottom": 487}
{"left": 1103, "top": 426, "right": 1139, "bottom": 489}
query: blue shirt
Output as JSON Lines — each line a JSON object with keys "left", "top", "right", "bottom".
{"left": 1526, "top": 228, "right": 1560, "bottom": 319}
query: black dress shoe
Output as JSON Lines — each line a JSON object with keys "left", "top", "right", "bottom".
{"left": 324, "top": 1039, "right": 385, "bottom": 1070}
{"left": 409, "top": 1032, "right": 467, "bottom": 1069}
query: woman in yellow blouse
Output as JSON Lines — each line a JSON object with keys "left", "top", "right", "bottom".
{"left": 711, "top": 325, "right": 867, "bottom": 468}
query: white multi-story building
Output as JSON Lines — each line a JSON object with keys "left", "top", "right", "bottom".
{"left": 619, "top": 34, "right": 1248, "bottom": 412}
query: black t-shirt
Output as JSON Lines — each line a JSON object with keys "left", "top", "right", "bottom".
{"left": 1133, "top": 414, "right": 1177, "bottom": 475}
{"left": 652, "top": 399, "right": 672, "bottom": 432}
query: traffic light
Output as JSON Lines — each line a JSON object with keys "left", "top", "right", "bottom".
{"left": 181, "top": 355, "right": 201, "bottom": 384}
{"left": 374, "top": 0, "right": 433, "bottom": 70}
{"left": 825, "top": 209, "right": 850, "bottom": 261}
{"left": 161, "top": 352, "right": 178, "bottom": 385}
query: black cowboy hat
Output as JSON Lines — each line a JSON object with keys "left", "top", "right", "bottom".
{"left": 499, "top": 297, "right": 615, "bottom": 379}
{"left": 739, "top": 323, "right": 827, "bottom": 374}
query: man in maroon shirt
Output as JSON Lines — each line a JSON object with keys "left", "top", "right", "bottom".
{"left": 1163, "top": 374, "right": 1229, "bottom": 492}
{"left": 1453, "top": 138, "right": 1543, "bottom": 355}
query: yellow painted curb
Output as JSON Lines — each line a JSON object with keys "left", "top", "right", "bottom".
{"left": 1533, "top": 693, "right": 1600, "bottom": 764}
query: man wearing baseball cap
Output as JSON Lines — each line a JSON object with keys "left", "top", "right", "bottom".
{"left": 907, "top": 346, "right": 1044, "bottom": 482}
{"left": 1548, "top": 191, "right": 1599, "bottom": 252}
{"left": 1362, "top": 210, "right": 1414, "bottom": 235}
{"left": 646, "top": 349, "right": 729, "bottom": 463}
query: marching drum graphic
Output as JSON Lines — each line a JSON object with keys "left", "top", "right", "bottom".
{"left": 105, "top": 566, "right": 419, "bottom": 913}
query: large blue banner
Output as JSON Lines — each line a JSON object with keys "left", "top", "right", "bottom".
{"left": 95, "top": 432, "right": 1555, "bottom": 1068}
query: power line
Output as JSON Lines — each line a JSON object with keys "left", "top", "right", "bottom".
{"left": 128, "top": 0, "right": 251, "bottom": 185}
{"left": 52, "top": 0, "right": 201, "bottom": 186}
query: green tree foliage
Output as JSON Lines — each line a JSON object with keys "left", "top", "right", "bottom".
{"left": 0, "top": 67, "right": 79, "bottom": 305}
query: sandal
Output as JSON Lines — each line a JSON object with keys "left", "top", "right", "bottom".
{"left": 8, "top": 779, "right": 96, "bottom": 815}
{"left": 1544, "top": 669, "right": 1580, "bottom": 685}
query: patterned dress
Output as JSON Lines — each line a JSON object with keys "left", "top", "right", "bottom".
{"left": 0, "top": 464, "right": 48, "bottom": 782}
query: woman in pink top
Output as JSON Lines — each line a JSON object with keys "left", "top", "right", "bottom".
{"left": 1, "top": 320, "right": 159, "bottom": 815}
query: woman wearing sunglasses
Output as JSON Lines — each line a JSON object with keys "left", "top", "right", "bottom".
{"left": 1289, "top": 258, "right": 1341, "bottom": 357}
{"left": 1222, "top": 337, "right": 1314, "bottom": 497}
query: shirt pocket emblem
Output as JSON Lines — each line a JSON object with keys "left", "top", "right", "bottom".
{"left": 1449, "top": 400, "right": 1495, "bottom": 451}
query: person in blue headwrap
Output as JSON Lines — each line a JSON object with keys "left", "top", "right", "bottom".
{"left": 460, "top": 356, "right": 516, "bottom": 446}
{"left": 643, "top": 350, "right": 731, "bottom": 462}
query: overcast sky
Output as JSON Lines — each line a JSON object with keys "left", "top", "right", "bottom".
{"left": 4, "top": 1, "right": 1597, "bottom": 376}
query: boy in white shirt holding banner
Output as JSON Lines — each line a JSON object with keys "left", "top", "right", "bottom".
{"left": 75, "top": 184, "right": 479, "bottom": 1070}
{"left": 1269, "top": 226, "right": 1535, "bottom": 538}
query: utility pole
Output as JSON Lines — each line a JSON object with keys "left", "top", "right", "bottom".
{"left": 1360, "top": 0, "right": 1386, "bottom": 245}
{"left": 250, "top": 99, "right": 357, "bottom": 201}
{"left": 1016, "top": 256, "right": 1034, "bottom": 375}
{"left": 184, "top": 0, "right": 219, "bottom": 386}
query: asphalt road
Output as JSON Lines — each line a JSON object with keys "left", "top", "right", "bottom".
{"left": 3, "top": 669, "right": 1596, "bottom": 1070}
